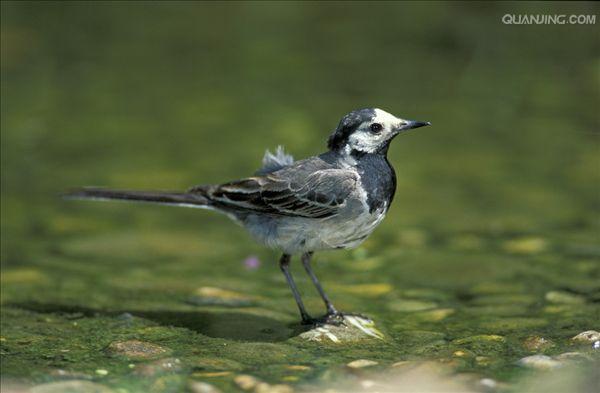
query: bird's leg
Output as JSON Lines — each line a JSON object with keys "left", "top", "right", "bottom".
{"left": 279, "top": 254, "right": 312, "bottom": 324}
{"left": 301, "top": 252, "right": 339, "bottom": 317}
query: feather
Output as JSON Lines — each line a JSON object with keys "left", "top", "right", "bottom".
{"left": 256, "top": 146, "right": 294, "bottom": 175}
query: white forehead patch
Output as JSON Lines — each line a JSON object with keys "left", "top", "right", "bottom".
{"left": 373, "top": 108, "right": 402, "bottom": 125}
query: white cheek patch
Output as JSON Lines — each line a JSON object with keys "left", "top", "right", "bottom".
{"left": 373, "top": 108, "right": 403, "bottom": 125}
{"left": 347, "top": 131, "right": 383, "bottom": 153}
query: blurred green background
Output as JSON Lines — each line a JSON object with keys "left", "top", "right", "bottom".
{"left": 1, "top": 1, "right": 599, "bottom": 391}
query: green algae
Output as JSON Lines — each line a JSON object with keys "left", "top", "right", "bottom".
{"left": 2, "top": 2, "right": 600, "bottom": 392}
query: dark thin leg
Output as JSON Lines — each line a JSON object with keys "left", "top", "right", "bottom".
{"left": 279, "top": 254, "right": 312, "bottom": 323}
{"left": 301, "top": 252, "right": 338, "bottom": 316}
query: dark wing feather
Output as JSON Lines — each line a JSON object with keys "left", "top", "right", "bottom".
{"left": 192, "top": 168, "right": 357, "bottom": 219}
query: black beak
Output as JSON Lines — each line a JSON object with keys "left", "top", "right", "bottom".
{"left": 398, "top": 120, "right": 431, "bottom": 132}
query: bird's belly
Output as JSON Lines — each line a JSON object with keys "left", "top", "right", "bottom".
{"left": 243, "top": 206, "right": 387, "bottom": 254}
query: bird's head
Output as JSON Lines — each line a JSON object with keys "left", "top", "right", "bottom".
{"left": 327, "top": 108, "right": 429, "bottom": 155}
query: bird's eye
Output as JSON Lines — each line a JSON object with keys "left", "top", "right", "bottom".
{"left": 370, "top": 123, "right": 383, "bottom": 133}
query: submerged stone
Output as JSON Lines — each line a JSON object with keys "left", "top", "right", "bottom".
{"left": 346, "top": 359, "right": 378, "bottom": 368}
{"left": 187, "top": 286, "right": 256, "bottom": 307}
{"left": 254, "top": 383, "right": 293, "bottom": 393}
{"left": 517, "top": 355, "right": 562, "bottom": 370}
{"left": 188, "top": 381, "right": 222, "bottom": 393}
{"left": 388, "top": 299, "right": 438, "bottom": 312}
{"left": 106, "top": 340, "right": 170, "bottom": 360}
{"left": 298, "top": 315, "right": 384, "bottom": 343}
{"left": 479, "top": 317, "right": 548, "bottom": 332}
{"left": 234, "top": 374, "right": 260, "bottom": 390}
{"left": 412, "top": 308, "right": 455, "bottom": 322}
{"left": 571, "top": 330, "right": 600, "bottom": 343}
{"left": 503, "top": 237, "right": 548, "bottom": 254}
{"left": 545, "top": 291, "right": 586, "bottom": 305}
{"left": 30, "top": 380, "right": 114, "bottom": 393}
{"left": 522, "top": 336, "right": 555, "bottom": 352}
{"left": 133, "top": 357, "right": 182, "bottom": 376}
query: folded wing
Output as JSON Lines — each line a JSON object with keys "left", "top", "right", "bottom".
{"left": 190, "top": 167, "right": 357, "bottom": 219}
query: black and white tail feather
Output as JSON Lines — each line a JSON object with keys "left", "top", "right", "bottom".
{"left": 65, "top": 146, "right": 296, "bottom": 212}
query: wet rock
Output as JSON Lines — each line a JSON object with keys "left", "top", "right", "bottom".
{"left": 522, "top": 336, "right": 555, "bottom": 352}
{"left": 255, "top": 383, "right": 293, "bottom": 393}
{"left": 412, "top": 308, "right": 455, "bottom": 322}
{"left": 388, "top": 299, "right": 438, "bottom": 312}
{"left": 234, "top": 374, "right": 260, "bottom": 390}
{"left": 192, "top": 371, "right": 232, "bottom": 378}
{"left": 95, "top": 369, "right": 108, "bottom": 376}
{"left": 284, "top": 365, "right": 311, "bottom": 371}
{"left": 188, "top": 381, "right": 222, "bottom": 393}
{"left": 30, "top": 380, "right": 114, "bottom": 393}
{"left": 554, "top": 352, "right": 593, "bottom": 362}
{"left": 298, "top": 315, "right": 383, "bottom": 343}
{"left": 133, "top": 357, "right": 182, "bottom": 376}
{"left": 192, "top": 357, "right": 244, "bottom": 371}
{"left": 571, "top": 330, "right": 600, "bottom": 343}
{"left": 503, "top": 237, "right": 548, "bottom": 254}
{"left": 517, "top": 355, "right": 562, "bottom": 370}
{"left": 346, "top": 359, "right": 378, "bottom": 368}
{"left": 187, "top": 286, "right": 256, "bottom": 307}
{"left": 332, "top": 283, "right": 392, "bottom": 297}
{"left": 453, "top": 335, "right": 505, "bottom": 345}
{"left": 545, "top": 291, "right": 585, "bottom": 305}
{"left": 106, "top": 339, "right": 170, "bottom": 360}
{"left": 48, "top": 369, "right": 93, "bottom": 380}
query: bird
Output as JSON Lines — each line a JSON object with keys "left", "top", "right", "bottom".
{"left": 66, "top": 108, "right": 430, "bottom": 325}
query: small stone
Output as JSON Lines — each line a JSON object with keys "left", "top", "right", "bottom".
{"left": 30, "top": 380, "right": 114, "bottom": 393}
{"left": 453, "top": 350, "right": 467, "bottom": 357}
{"left": 412, "top": 308, "right": 455, "bottom": 322}
{"left": 106, "top": 340, "right": 170, "bottom": 360}
{"left": 346, "top": 359, "right": 378, "bottom": 368}
{"left": 298, "top": 315, "right": 383, "bottom": 343}
{"left": 388, "top": 299, "right": 438, "bottom": 312}
{"left": 453, "top": 335, "right": 505, "bottom": 344}
{"left": 134, "top": 358, "right": 182, "bottom": 377}
{"left": 284, "top": 365, "right": 311, "bottom": 371}
{"left": 522, "top": 336, "right": 554, "bottom": 352}
{"left": 333, "top": 283, "right": 392, "bottom": 297}
{"left": 95, "top": 369, "right": 108, "bottom": 376}
{"left": 479, "top": 378, "right": 497, "bottom": 390}
{"left": 192, "top": 371, "right": 231, "bottom": 378}
{"left": 554, "top": 352, "right": 593, "bottom": 362}
{"left": 571, "top": 330, "right": 600, "bottom": 343}
{"left": 517, "top": 355, "right": 562, "bottom": 370}
{"left": 48, "top": 369, "right": 93, "bottom": 380}
{"left": 545, "top": 291, "right": 585, "bottom": 305}
{"left": 234, "top": 375, "right": 260, "bottom": 390}
{"left": 255, "top": 383, "right": 293, "bottom": 393}
{"left": 191, "top": 357, "right": 243, "bottom": 372}
{"left": 187, "top": 287, "right": 255, "bottom": 307}
{"left": 188, "top": 381, "right": 222, "bottom": 393}
{"left": 503, "top": 237, "right": 547, "bottom": 254}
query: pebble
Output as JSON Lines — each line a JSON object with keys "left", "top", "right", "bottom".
{"left": 346, "top": 359, "right": 378, "bottom": 368}
{"left": 133, "top": 357, "right": 182, "bottom": 376}
{"left": 187, "top": 286, "right": 255, "bottom": 307}
{"left": 234, "top": 374, "right": 260, "bottom": 390}
{"left": 571, "top": 330, "right": 600, "bottom": 343}
{"left": 95, "top": 369, "right": 108, "bottom": 376}
{"left": 517, "top": 355, "right": 562, "bottom": 370}
{"left": 412, "top": 308, "right": 455, "bottom": 322}
{"left": 388, "top": 299, "right": 438, "bottom": 312}
{"left": 188, "top": 381, "right": 222, "bottom": 393}
{"left": 106, "top": 340, "right": 170, "bottom": 360}
{"left": 554, "top": 352, "right": 593, "bottom": 362}
{"left": 284, "top": 365, "right": 311, "bottom": 371}
{"left": 545, "top": 291, "right": 586, "bottom": 305}
{"left": 30, "top": 380, "right": 114, "bottom": 393}
{"left": 255, "top": 383, "right": 293, "bottom": 393}
{"left": 522, "top": 336, "right": 554, "bottom": 352}
{"left": 503, "top": 237, "right": 547, "bottom": 254}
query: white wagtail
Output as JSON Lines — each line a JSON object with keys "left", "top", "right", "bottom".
{"left": 67, "top": 108, "right": 429, "bottom": 325}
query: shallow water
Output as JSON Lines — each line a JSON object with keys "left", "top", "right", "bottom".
{"left": 1, "top": 2, "right": 599, "bottom": 392}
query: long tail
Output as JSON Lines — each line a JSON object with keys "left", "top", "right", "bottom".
{"left": 64, "top": 187, "right": 212, "bottom": 208}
